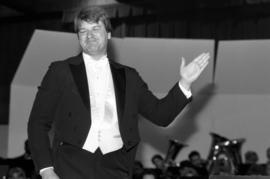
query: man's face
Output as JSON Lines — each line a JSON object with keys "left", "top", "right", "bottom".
{"left": 78, "top": 20, "right": 110, "bottom": 56}
{"left": 190, "top": 155, "right": 201, "bottom": 166}
{"left": 153, "top": 158, "right": 164, "bottom": 169}
{"left": 8, "top": 173, "right": 26, "bottom": 179}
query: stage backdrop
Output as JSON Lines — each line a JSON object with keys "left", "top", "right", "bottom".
{"left": 211, "top": 40, "right": 270, "bottom": 164}
{"left": 9, "top": 29, "right": 215, "bottom": 167}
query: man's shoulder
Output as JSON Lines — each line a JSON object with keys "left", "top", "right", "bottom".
{"left": 56, "top": 55, "right": 80, "bottom": 64}
{"left": 44, "top": 55, "right": 81, "bottom": 77}
{"left": 109, "top": 60, "right": 137, "bottom": 72}
{"left": 50, "top": 54, "right": 81, "bottom": 68}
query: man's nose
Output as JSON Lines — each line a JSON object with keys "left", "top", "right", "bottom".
{"left": 87, "top": 31, "right": 95, "bottom": 38}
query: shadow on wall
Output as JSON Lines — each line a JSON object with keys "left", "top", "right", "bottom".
{"left": 170, "top": 83, "right": 216, "bottom": 141}
{"left": 138, "top": 83, "right": 216, "bottom": 155}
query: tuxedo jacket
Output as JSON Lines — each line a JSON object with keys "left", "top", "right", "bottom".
{"left": 27, "top": 53, "right": 191, "bottom": 171}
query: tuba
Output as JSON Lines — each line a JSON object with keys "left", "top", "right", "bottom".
{"left": 164, "top": 139, "right": 187, "bottom": 167}
{"left": 207, "top": 132, "right": 245, "bottom": 175}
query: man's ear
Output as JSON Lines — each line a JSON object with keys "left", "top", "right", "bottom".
{"left": 107, "top": 32, "right": 111, "bottom": 39}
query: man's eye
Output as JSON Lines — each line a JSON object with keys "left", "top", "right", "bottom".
{"left": 79, "top": 30, "right": 87, "bottom": 34}
{"left": 93, "top": 28, "right": 101, "bottom": 32}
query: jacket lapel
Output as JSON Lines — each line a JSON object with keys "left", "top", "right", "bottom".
{"left": 110, "top": 61, "right": 126, "bottom": 121}
{"left": 69, "top": 54, "right": 90, "bottom": 111}
{"left": 68, "top": 54, "right": 126, "bottom": 122}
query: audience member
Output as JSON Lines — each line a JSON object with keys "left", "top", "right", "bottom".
{"left": 132, "top": 160, "right": 144, "bottom": 179}
{"left": 151, "top": 154, "right": 167, "bottom": 179}
{"left": 179, "top": 160, "right": 199, "bottom": 177}
{"left": 245, "top": 150, "right": 259, "bottom": 164}
{"left": 133, "top": 147, "right": 270, "bottom": 178}
{"left": 178, "top": 151, "right": 209, "bottom": 177}
{"left": 151, "top": 155, "right": 166, "bottom": 171}
{"left": 6, "top": 167, "right": 27, "bottom": 179}
{"left": 241, "top": 150, "right": 264, "bottom": 175}
{"left": 188, "top": 150, "right": 208, "bottom": 177}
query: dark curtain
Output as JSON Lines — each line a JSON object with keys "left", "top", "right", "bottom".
{"left": 0, "top": 18, "right": 62, "bottom": 124}
{"left": 112, "top": 14, "right": 270, "bottom": 40}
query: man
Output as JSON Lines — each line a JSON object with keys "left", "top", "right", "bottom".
{"left": 151, "top": 154, "right": 165, "bottom": 171}
{"left": 6, "top": 167, "right": 27, "bottom": 179}
{"left": 188, "top": 150, "right": 208, "bottom": 177}
{"left": 242, "top": 150, "right": 263, "bottom": 175}
{"left": 151, "top": 154, "right": 167, "bottom": 179}
{"left": 28, "top": 6, "right": 209, "bottom": 179}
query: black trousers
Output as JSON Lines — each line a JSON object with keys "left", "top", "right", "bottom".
{"left": 53, "top": 143, "right": 137, "bottom": 179}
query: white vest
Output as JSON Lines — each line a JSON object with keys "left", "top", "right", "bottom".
{"left": 82, "top": 53, "right": 123, "bottom": 154}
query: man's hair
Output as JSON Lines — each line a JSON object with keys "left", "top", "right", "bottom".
{"left": 151, "top": 154, "right": 163, "bottom": 164}
{"left": 245, "top": 150, "right": 258, "bottom": 163}
{"left": 188, "top": 150, "right": 200, "bottom": 160}
{"left": 74, "top": 6, "right": 112, "bottom": 33}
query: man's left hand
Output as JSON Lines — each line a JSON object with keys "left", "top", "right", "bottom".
{"left": 179, "top": 52, "right": 210, "bottom": 91}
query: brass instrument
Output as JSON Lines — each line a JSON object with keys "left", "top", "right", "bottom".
{"left": 207, "top": 132, "right": 245, "bottom": 175}
{"left": 164, "top": 139, "right": 187, "bottom": 167}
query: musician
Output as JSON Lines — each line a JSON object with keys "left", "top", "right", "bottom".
{"left": 188, "top": 150, "right": 208, "bottom": 176}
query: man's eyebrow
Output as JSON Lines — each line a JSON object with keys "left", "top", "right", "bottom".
{"left": 93, "top": 25, "right": 102, "bottom": 28}
{"left": 80, "top": 24, "right": 101, "bottom": 29}
{"left": 78, "top": 28, "right": 87, "bottom": 32}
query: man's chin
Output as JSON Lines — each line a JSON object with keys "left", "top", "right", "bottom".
{"left": 85, "top": 49, "right": 103, "bottom": 56}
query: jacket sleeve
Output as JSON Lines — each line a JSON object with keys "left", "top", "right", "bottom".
{"left": 136, "top": 70, "right": 192, "bottom": 127}
{"left": 27, "top": 62, "right": 65, "bottom": 171}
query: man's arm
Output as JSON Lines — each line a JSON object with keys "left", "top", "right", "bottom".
{"left": 40, "top": 167, "right": 59, "bottom": 179}
{"left": 137, "top": 52, "right": 209, "bottom": 126}
{"left": 178, "top": 82, "right": 192, "bottom": 99}
{"left": 28, "top": 62, "right": 64, "bottom": 172}
{"left": 137, "top": 77, "right": 191, "bottom": 127}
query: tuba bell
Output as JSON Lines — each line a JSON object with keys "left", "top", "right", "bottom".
{"left": 164, "top": 139, "right": 187, "bottom": 167}
{"left": 207, "top": 132, "right": 245, "bottom": 175}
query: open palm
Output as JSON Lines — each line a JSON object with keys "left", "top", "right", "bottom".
{"left": 180, "top": 52, "right": 210, "bottom": 88}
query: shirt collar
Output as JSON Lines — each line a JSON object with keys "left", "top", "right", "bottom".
{"left": 83, "top": 52, "right": 109, "bottom": 67}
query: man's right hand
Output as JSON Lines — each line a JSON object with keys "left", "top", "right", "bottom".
{"left": 40, "top": 168, "right": 60, "bottom": 179}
